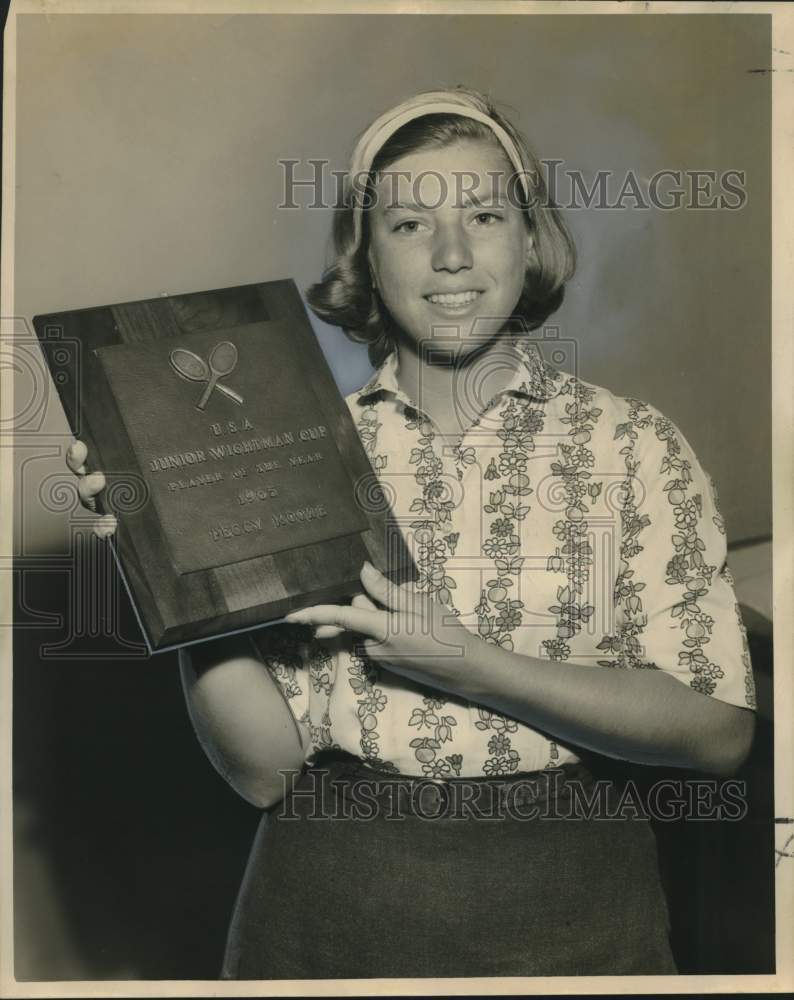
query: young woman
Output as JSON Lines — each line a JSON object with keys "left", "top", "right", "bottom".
{"left": 68, "top": 87, "right": 756, "bottom": 979}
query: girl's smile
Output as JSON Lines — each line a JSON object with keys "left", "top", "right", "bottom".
{"left": 424, "top": 288, "right": 484, "bottom": 313}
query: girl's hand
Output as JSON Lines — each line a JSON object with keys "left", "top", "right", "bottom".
{"left": 65, "top": 440, "right": 118, "bottom": 539}
{"left": 285, "top": 562, "right": 478, "bottom": 696}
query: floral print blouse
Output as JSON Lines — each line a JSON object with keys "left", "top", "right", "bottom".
{"left": 253, "top": 341, "right": 756, "bottom": 778}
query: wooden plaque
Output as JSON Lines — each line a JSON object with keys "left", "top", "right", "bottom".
{"left": 34, "top": 280, "right": 415, "bottom": 652}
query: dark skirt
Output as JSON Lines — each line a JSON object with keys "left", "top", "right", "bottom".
{"left": 221, "top": 751, "right": 677, "bottom": 980}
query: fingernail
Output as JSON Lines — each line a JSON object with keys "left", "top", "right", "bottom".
{"left": 362, "top": 561, "right": 377, "bottom": 576}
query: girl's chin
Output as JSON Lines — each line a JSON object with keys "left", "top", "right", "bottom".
{"left": 396, "top": 328, "right": 503, "bottom": 361}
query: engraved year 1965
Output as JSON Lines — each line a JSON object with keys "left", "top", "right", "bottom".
{"left": 238, "top": 485, "right": 279, "bottom": 505}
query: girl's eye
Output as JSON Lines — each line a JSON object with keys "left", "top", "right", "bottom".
{"left": 473, "top": 212, "right": 502, "bottom": 226}
{"left": 393, "top": 220, "right": 424, "bottom": 234}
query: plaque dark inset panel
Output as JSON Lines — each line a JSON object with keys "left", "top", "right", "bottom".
{"left": 95, "top": 323, "right": 369, "bottom": 575}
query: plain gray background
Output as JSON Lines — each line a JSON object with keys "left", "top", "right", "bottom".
{"left": 13, "top": 12, "right": 771, "bottom": 547}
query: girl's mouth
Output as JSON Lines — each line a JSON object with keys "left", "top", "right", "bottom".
{"left": 424, "top": 290, "right": 483, "bottom": 310}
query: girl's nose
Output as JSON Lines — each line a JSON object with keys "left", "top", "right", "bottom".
{"left": 431, "top": 223, "right": 473, "bottom": 273}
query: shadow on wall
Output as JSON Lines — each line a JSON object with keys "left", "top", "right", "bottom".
{"left": 12, "top": 562, "right": 774, "bottom": 980}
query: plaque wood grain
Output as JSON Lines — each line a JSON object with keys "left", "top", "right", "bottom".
{"left": 35, "top": 280, "right": 415, "bottom": 652}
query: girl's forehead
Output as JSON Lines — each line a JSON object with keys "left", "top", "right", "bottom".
{"left": 372, "top": 140, "right": 518, "bottom": 210}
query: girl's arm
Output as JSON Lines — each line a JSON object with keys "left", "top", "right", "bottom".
{"left": 179, "top": 633, "right": 309, "bottom": 809}
{"left": 286, "top": 564, "right": 755, "bottom": 776}
{"left": 439, "top": 637, "right": 754, "bottom": 775}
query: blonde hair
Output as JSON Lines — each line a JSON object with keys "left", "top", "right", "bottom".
{"left": 306, "top": 87, "right": 576, "bottom": 367}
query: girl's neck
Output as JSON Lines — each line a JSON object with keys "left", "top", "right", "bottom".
{"left": 394, "top": 335, "right": 521, "bottom": 439}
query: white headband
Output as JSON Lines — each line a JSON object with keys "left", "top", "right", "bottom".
{"left": 347, "top": 93, "right": 531, "bottom": 250}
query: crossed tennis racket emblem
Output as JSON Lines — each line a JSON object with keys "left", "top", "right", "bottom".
{"left": 169, "top": 341, "right": 244, "bottom": 410}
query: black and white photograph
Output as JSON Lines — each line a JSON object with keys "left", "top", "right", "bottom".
{"left": 1, "top": 1, "right": 791, "bottom": 994}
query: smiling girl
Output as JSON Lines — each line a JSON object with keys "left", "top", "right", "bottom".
{"left": 69, "top": 87, "right": 756, "bottom": 979}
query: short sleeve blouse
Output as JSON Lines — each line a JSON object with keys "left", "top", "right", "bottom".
{"left": 252, "top": 344, "right": 756, "bottom": 778}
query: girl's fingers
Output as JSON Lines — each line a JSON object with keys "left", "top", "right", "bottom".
{"left": 94, "top": 514, "right": 118, "bottom": 539}
{"left": 314, "top": 625, "right": 344, "bottom": 639}
{"left": 66, "top": 440, "right": 87, "bottom": 475}
{"left": 285, "top": 604, "right": 389, "bottom": 642}
{"left": 361, "top": 565, "right": 433, "bottom": 620}
{"left": 83, "top": 471, "right": 106, "bottom": 497}
{"left": 312, "top": 594, "right": 378, "bottom": 640}
{"left": 68, "top": 441, "right": 116, "bottom": 536}
{"left": 352, "top": 593, "right": 378, "bottom": 612}
{"left": 77, "top": 471, "right": 106, "bottom": 508}
{"left": 360, "top": 561, "right": 407, "bottom": 612}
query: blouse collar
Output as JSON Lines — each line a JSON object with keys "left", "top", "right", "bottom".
{"left": 354, "top": 337, "right": 566, "bottom": 410}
